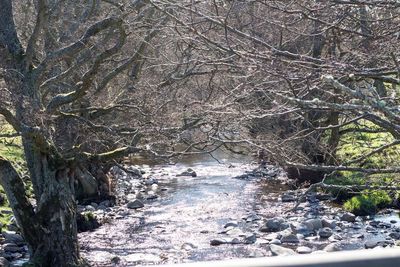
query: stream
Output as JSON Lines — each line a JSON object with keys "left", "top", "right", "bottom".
{"left": 78, "top": 154, "right": 400, "bottom": 267}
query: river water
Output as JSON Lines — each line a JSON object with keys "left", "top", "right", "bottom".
{"left": 79, "top": 153, "right": 400, "bottom": 266}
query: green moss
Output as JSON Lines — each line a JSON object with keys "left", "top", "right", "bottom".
{"left": 343, "top": 190, "right": 392, "bottom": 216}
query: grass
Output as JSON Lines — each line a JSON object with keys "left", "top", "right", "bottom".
{"left": 0, "top": 121, "right": 26, "bottom": 228}
{"left": 326, "top": 119, "right": 400, "bottom": 214}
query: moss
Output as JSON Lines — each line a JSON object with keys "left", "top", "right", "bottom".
{"left": 344, "top": 195, "right": 376, "bottom": 215}
{"left": 343, "top": 190, "right": 392, "bottom": 216}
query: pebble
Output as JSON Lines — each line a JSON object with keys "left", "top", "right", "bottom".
{"left": 280, "top": 232, "right": 300, "bottom": 243}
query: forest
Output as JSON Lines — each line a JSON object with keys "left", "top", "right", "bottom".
{"left": 1, "top": 0, "right": 400, "bottom": 266}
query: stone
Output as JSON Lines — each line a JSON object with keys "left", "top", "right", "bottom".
{"left": 269, "top": 239, "right": 282, "bottom": 245}
{"left": 0, "top": 257, "right": 10, "bottom": 267}
{"left": 177, "top": 168, "right": 197, "bottom": 177}
{"left": 224, "top": 221, "right": 239, "bottom": 228}
{"left": 322, "top": 219, "right": 336, "bottom": 229}
{"left": 323, "top": 243, "right": 343, "bottom": 252}
{"left": 210, "top": 239, "right": 227, "bottom": 246}
{"left": 281, "top": 194, "right": 296, "bottom": 202}
{"left": 126, "top": 199, "right": 144, "bottom": 209}
{"left": 340, "top": 212, "right": 356, "bottom": 223}
{"left": 318, "top": 227, "right": 333, "bottom": 238}
{"left": 389, "top": 232, "right": 400, "bottom": 240}
{"left": 280, "top": 232, "right": 299, "bottom": 243}
{"left": 305, "top": 218, "right": 323, "bottom": 231}
{"left": 244, "top": 233, "right": 257, "bottom": 244}
{"left": 2, "top": 231, "right": 24, "bottom": 245}
{"left": 296, "top": 246, "right": 312, "bottom": 254}
{"left": 259, "top": 217, "right": 286, "bottom": 232}
{"left": 3, "top": 243, "right": 22, "bottom": 253}
{"left": 269, "top": 244, "right": 296, "bottom": 256}
{"left": 126, "top": 166, "right": 142, "bottom": 176}
{"left": 365, "top": 240, "right": 379, "bottom": 249}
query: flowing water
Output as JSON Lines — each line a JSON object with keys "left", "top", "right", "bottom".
{"left": 79, "top": 152, "right": 400, "bottom": 266}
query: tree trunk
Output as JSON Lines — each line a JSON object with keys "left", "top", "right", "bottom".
{"left": 0, "top": 145, "right": 82, "bottom": 267}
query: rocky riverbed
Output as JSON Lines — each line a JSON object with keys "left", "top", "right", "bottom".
{"left": 78, "top": 162, "right": 400, "bottom": 266}
{"left": 2, "top": 160, "right": 400, "bottom": 266}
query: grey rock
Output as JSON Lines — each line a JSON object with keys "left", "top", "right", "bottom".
{"left": 126, "top": 166, "right": 142, "bottom": 176}
{"left": 270, "top": 244, "right": 296, "bottom": 256}
{"left": 340, "top": 212, "right": 356, "bottom": 223}
{"left": 305, "top": 219, "right": 323, "bottom": 231}
{"left": 296, "top": 246, "right": 312, "bottom": 254}
{"left": 319, "top": 227, "right": 333, "bottom": 238}
{"left": 126, "top": 199, "right": 144, "bottom": 209}
{"left": 365, "top": 240, "right": 379, "bottom": 249}
{"left": 259, "top": 217, "right": 286, "bottom": 232}
{"left": 389, "top": 232, "right": 400, "bottom": 240}
{"left": 322, "top": 219, "right": 336, "bottom": 229}
{"left": 3, "top": 243, "right": 22, "bottom": 253}
{"left": 2, "top": 231, "right": 24, "bottom": 245}
{"left": 85, "top": 205, "right": 96, "bottom": 212}
{"left": 177, "top": 168, "right": 197, "bottom": 177}
{"left": 281, "top": 194, "right": 296, "bottom": 202}
{"left": 0, "top": 257, "right": 10, "bottom": 267}
{"left": 269, "top": 239, "right": 281, "bottom": 245}
{"left": 210, "top": 239, "right": 227, "bottom": 246}
{"left": 324, "top": 243, "right": 343, "bottom": 252}
{"left": 224, "top": 221, "right": 239, "bottom": 228}
{"left": 244, "top": 233, "right": 257, "bottom": 244}
{"left": 280, "top": 232, "right": 300, "bottom": 243}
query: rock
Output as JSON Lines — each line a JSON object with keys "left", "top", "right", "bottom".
{"left": 2, "top": 231, "right": 24, "bottom": 245}
{"left": 3, "top": 243, "right": 22, "bottom": 253}
{"left": 340, "top": 212, "right": 356, "bottom": 223}
{"left": 365, "top": 240, "right": 379, "bottom": 249}
{"left": 324, "top": 243, "right": 343, "bottom": 252}
{"left": 322, "top": 219, "right": 336, "bottom": 229}
{"left": 146, "top": 194, "right": 158, "bottom": 200}
{"left": 318, "top": 227, "right": 333, "bottom": 238}
{"left": 305, "top": 218, "right": 323, "bottom": 231}
{"left": 224, "top": 221, "right": 239, "bottom": 228}
{"left": 210, "top": 239, "right": 227, "bottom": 246}
{"left": 0, "top": 257, "right": 10, "bottom": 267}
{"left": 291, "top": 223, "right": 312, "bottom": 235}
{"left": 126, "top": 166, "right": 142, "bottom": 176}
{"left": 177, "top": 168, "right": 197, "bottom": 177}
{"left": 281, "top": 194, "right": 296, "bottom": 202}
{"left": 269, "top": 239, "right": 281, "bottom": 245}
{"left": 99, "top": 200, "right": 112, "bottom": 207}
{"left": 85, "top": 205, "right": 96, "bottom": 212}
{"left": 296, "top": 246, "right": 312, "bottom": 254}
{"left": 144, "top": 177, "right": 158, "bottom": 185}
{"left": 127, "top": 199, "right": 144, "bottom": 209}
{"left": 259, "top": 217, "right": 286, "bottom": 232}
{"left": 280, "top": 232, "right": 300, "bottom": 243}
{"left": 269, "top": 244, "right": 296, "bottom": 256}
{"left": 389, "top": 232, "right": 400, "bottom": 240}
{"left": 265, "top": 233, "right": 281, "bottom": 241}
{"left": 244, "top": 233, "right": 257, "bottom": 244}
